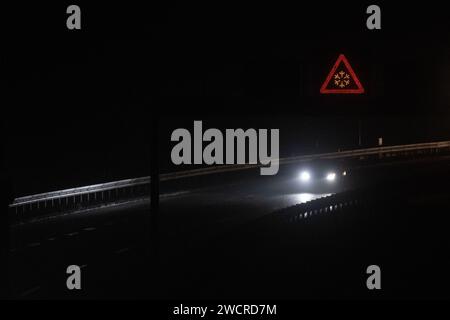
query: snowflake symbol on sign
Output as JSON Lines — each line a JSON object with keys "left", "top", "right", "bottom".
{"left": 333, "top": 70, "right": 351, "bottom": 88}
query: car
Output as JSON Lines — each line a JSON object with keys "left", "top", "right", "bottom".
{"left": 298, "top": 160, "right": 347, "bottom": 184}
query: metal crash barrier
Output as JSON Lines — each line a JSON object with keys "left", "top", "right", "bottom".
{"left": 8, "top": 140, "right": 450, "bottom": 221}
{"left": 9, "top": 177, "right": 150, "bottom": 221}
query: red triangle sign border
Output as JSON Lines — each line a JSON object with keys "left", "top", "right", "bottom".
{"left": 320, "top": 54, "right": 365, "bottom": 94}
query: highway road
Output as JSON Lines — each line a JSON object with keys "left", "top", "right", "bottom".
{"left": 9, "top": 161, "right": 339, "bottom": 299}
{"left": 7, "top": 157, "right": 450, "bottom": 299}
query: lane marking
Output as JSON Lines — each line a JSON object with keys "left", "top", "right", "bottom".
{"left": 47, "top": 237, "right": 56, "bottom": 241}
{"left": 114, "top": 247, "right": 130, "bottom": 255}
{"left": 28, "top": 242, "right": 41, "bottom": 248}
{"left": 65, "top": 232, "right": 79, "bottom": 237}
{"left": 160, "top": 190, "right": 191, "bottom": 199}
{"left": 80, "top": 264, "right": 88, "bottom": 269}
{"left": 83, "top": 227, "right": 96, "bottom": 232}
{"left": 20, "top": 286, "right": 41, "bottom": 297}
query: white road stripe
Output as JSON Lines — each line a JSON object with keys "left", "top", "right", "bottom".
{"left": 83, "top": 227, "right": 96, "bottom": 232}
{"left": 65, "top": 232, "right": 79, "bottom": 237}
{"left": 115, "top": 247, "right": 130, "bottom": 255}
{"left": 160, "top": 190, "right": 191, "bottom": 199}
{"left": 20, "top": 286, "right": 41, "bottom": 297}
{"left": 28, "top": 242, "right": 41, "bottom": 248}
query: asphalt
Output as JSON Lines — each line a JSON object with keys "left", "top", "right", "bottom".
{"left": 6, "top": 156, "right": 450, "bottom": 299}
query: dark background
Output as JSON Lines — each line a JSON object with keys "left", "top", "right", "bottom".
{"left": 2, "top": 2, "right": 450, "bottom": 196}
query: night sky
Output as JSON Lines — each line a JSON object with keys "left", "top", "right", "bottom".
{"left": 2, "top": 2, "right": 450, "bottom": 196}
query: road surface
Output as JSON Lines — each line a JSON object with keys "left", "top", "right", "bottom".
{"left": 7, "top": 158, "right": 450, "bottom": 299}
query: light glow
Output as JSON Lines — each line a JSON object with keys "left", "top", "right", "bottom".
{"left": 326, "top": 172, "right": 336, "bottom": 182}
{"left": 299, "top": 171, "right": 311, "bottom": 182}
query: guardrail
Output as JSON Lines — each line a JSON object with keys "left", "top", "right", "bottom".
{"left": 160, "top": 140, "right": 450, "bottom": 180}
{"left": 274, "top": 191, "right": 365, "bottom": 224}
{"left": 10, "top": 177, "right": 151, "bottom": 220}
{"left": 8, "top": 140, "right": 450, "bottom": 220}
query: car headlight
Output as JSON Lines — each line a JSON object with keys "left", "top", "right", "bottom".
{"left": 299, "top": 171, "right": 311, "bottom": 182}
{"left": 326, "top": 172, "right": 336, "bottom": 182}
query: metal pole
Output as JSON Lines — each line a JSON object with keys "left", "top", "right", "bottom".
{"left": 149, "top": 115, "right": 159, "bottom": 257}
{"left": 0, "top": 122, "right": 12, "bottom": 298}
{"left": 358, "top": 119, "right": 362, "bottom": 147}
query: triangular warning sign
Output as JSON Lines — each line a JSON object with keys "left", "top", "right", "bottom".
{"left": 320, "top": 54, "right": 364, "bottom": 94}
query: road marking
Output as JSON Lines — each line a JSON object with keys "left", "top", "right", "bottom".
{"left": 80, "top": 264, "right": 88, "bottom": 269}
{"left": 20, "top": 286, "right": 41, "bottom": 297}
{"left": 47, "top": 237, "right": 56, "bottom": 241}
{"left": 83, "top": 227, "right": 96, "bottom": 232}
{"left": 115, "top": 247, "right": 130, "bottom": 255}
{"left": 160, "top": 190, "right": 191, "bottom": 199}
{"left": 65, "top": 232, "right": 79, "bottom": 237}
{"left": 28, "top": 242, "right": 41, "bottom": 248}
